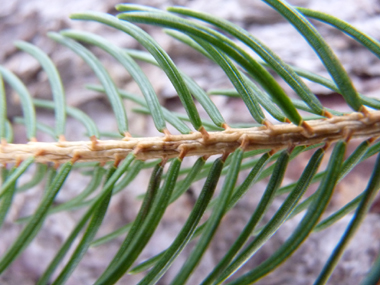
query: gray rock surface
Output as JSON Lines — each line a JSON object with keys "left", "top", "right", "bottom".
{"left": 0, "top": 0, "right": 379, "bottom": 284}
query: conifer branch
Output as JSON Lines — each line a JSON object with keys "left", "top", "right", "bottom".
{"left": 2, "top": 110, "right": 379, "bottom": 164}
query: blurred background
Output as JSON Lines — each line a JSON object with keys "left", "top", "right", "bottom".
{"left": 1, "top": 0, "right": 380, "bottom": 284}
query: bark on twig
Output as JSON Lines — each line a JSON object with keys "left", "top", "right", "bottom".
{"left": 1, "top": 111, "right": 380, "bottom": 164}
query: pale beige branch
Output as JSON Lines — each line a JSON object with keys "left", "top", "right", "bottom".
{"left": 1, "top": 111, "right": 380, "bottom": 164}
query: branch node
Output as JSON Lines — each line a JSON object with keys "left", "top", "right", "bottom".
{"left": 133, "top": 144, "right": 142, "bottom": 155}
{"left": 269, "top": 149, "right": 277, "bottom": 156}
{"left": 368, "top": 136, "right": 378, "bottom": 144}
{"left": 323, "top": 110, "right": 333, "bottom": 118}
{"left": 90, "top": 135, "right": 98, "bottom": 150}
{"left": 239, "top": 134, "right": 249, "bottom": 151}
{"left": 71, "top": 152, "right": 81, "bottom": 164}
{"left": 178, "top": 145, "right": 188, "bottom": 161}
{"left": 360, "top": 105, "right": 370, "bottom": 117}
{"left": 114, "top": 155, "right": 122, "bottom": 167}
{"left": 35, "top": 149, "right": 45, "bottom": 157}
{"left": 199, "top": 127, "right": 210, "bottom": 144}
{"left": 287, "top": 144, "right": 295, "bottom": 154}
{"left": 263, "top": 120, "right": 274, "bottom": 131}
{"left": 323, "top": 141, "right": 331, "bottom": 151}
{"left": 222, "top": 123, "right": 230, "bottom": 130}
{"left": 301, "top": 121, "right": 314, "bottom": 137}
{"left": 163, "top": 129, "right": 173, "bottom": 141}
{"left": 202, "top": 155, "right": 210, "bottom": 161}
{"left": 160, "top": 156, "right": 168, "bottom": 167}
{"left": 221, "top": 151, "right": 230, "bottom": 162}
{"left": 122, "top": 132, "right": 132, "bottom": 141}
{"left": 58, "top": 135, "right": 66, "bottom": 142}
{"left": 343, "top": 128, "right": 353, "bottom": 143}
{"left": 54, "top": 161, "right": 60, "bottom": 169}
{"left": 15, "top": 157, "right": 22, "bottom": 168}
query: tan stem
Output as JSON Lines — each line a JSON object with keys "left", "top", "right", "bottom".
{"left": 1, "top": 111, "right": 380, "bottom": 164}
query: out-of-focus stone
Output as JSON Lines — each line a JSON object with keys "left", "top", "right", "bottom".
{"left": 1, "top": 1, "right": 380, "bottom": 284}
